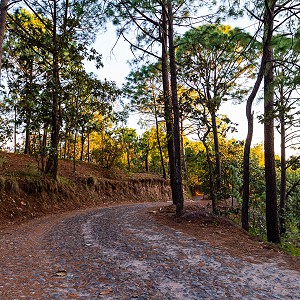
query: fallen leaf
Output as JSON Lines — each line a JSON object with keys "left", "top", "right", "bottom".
{"left": 100, "top": 289, "right": 113, "bottom": 295}
{"left": 53, "top": 270, "right": 67, "bottom": 277}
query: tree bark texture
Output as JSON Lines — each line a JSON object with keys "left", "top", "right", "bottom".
{"left": 279, "top": 89, "right": 286, "bottom": 234}
{"left": 0, "top": 0, "right": 8, "bottom": 80}
{"left": 80, "top": 132, "right": 85, "bottom": 161}
{"left": 242, "top": 0, "right": 276, "bottom": 232}
{"left": 263, "top": 0, "right": 280, "bottom": 244}
{"left": 202, "top": 132, "right": 216, "bottom": 213}
{"left": 45, "top": 1, "right": 60, "bottom": 179}
{"left": 167, "top": 0, "right": 184, "bottom": 216}
{"left": 154, "top": 96, "right": 166, "bottom": 179}
{"left": 180, "top": 118, "right": 188, "bottom": 182}
{"left": 211, "top": 111, "right": 221, "bottom": 195}
{"left": 160, "top": 2, "right": 176, "bottom": 205}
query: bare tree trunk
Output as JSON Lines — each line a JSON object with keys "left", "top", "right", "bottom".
{"left": 14, "top": 104, "right": 17, "bottom": 153}
{"left": 242, "top": 108, "right": 253, "bottom": 231}
{"left": 180, "top": 118, "right": 188, "bottom": 182}
{"left": 73, "top": 131, "right": 77, "bottom": 173}
{"left": 279, "top": 89, "right": 286, "bottom": 234}
{"left": 211, "top": 110, "right": 221, "bottom": 195}
{"left": 242, "top": 60, "right": 265, "bottom": 231}
{"left": 63, "top": 131, "right": 67, "bottom": 159}
{"left": 87, "top": 132, "right": 90, "bottom": 162}
{"left": 41, "top": 126, "right": 48, "bottom": 172}
{"left": 167, "top": 0, "right": 184, "bottom": 215}
{"left": 154, "top": 96, "right": 166, "bottom": 179}
{"left": 242, "top": 0, "right": 275, "bottom": 232}
{"left": 80, "top": 131, "right": 85, "bottom": 161}
{"left": 0, "top": 0, "right": 8, "bottom": 80}
{"left": 24, "top": 126, "right": 31, "bottom": 155}
{"left": 264, "top": 0, "right": 280, "bottom": 244}
{"left": 45, "top": 1, "right": 60, "bottom": 179}
{"left": 202, "top": 133, "right": 216, "bottom": 213}
{"left": 24, "top": 60, "right": 34, "bottom": 155}
{"left": 66, "top": 131, "right": 71, "bottom": 158}
{"left": 161, "top": 2, "right": 176, "bottom": 203}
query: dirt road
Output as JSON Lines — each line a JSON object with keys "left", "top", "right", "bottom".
{"left": 0, "top": 203, "right": 299, "bottom": 299}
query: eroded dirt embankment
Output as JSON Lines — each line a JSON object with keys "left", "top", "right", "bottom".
{"left": 0, "top": 152, "right": 171, "bottom": 227}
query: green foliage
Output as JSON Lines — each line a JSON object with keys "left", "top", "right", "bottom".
{"left": 177, "top": 24, "right": 257, "bottom": 108}
{"left": 138, "top": 126, "right": 167, "bottom": 173}
{"left": 91, "top": 134, "right": 122, "bottom": 169}
{"left": 280, "top": 223, "right": 300, "bottom": 256}
{"left": 107, "top": 0, "right": 206, "bottom": 62}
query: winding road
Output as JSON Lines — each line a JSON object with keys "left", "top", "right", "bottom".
{"left": 0, "top": 203, "right": 299, "bottom": 299}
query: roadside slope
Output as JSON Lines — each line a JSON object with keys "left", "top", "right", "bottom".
{"left": 0, "top": 152, "right": 171, "bottom": 226}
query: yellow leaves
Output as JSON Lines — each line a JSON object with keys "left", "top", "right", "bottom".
{"left": 251, "top": 143, "right": 265, "bottom": 167}
{"left": 16, "top": 8, "right": 48, "bottom": 34}
{"left": 219, "top": 25, "right": 232, "bottom": 35}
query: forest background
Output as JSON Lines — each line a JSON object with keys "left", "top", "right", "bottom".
{"left": 0, "top": 0, "right": 299, "bottom": 252}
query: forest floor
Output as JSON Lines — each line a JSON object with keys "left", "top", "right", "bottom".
{"left": 0, "top": 151, "right": 299, "bottom": 275}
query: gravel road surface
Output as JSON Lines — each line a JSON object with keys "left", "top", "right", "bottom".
{"left": 0, "top": 203, "right": 299, "bottom": 299}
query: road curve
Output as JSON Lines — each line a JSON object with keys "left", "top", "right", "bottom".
{"left": 0, "top": 203, "right": 299, "bottom": 299}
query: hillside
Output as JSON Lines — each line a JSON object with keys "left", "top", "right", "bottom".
{"left": 0, "top": 152, "right": 171, "bottom": 227}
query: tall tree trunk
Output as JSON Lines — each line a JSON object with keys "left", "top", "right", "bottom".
{"left": 279, "top": 89, "right": 286, "bottom": 234}
{"left": 264, "top": 0, "right": 280, "bottom": 243}
{"left": 242, "top": 74, "right": 265, "bottom": 230}
{"left": 154, "top": 96, "right": 166, "bottom": 179}
{"left": 24, "top": 60, "right": 34, "bottom": 155}
{"left": 45, "top": 1, "right": 60, "bottom": 179}
{"left": 180, "top": 118, "right": 188, "bottom": 182}
{"left": 63, "top": 132, "right": 67, "bottom": 159}
{"left": 242, "top": 62, "right": 265, "bottom": 232}
{"left": 24, "top": 126, "right": 31, "bottom": 155}
{"left": 80, "top": 131, "right": 85, "bottom": 161}
{"left": 242, "top": 0, "right": 275, "bottom": 232}
{"left": 14, "top": 104, "right": 17, "bottom": 153}
{"left": 0, "top": 0, "right": 8, "bottom": 80}
{"left": 87, "top": 132, "right": 90, "bottom": 162}
{"left": 41, "top": 125, "right": 48, "bottom": 173}
{"left": 161, "top": 2, "right": 176, "bottom": 204}
{"left": 202, "top": 131, "right": 216, "bottom": 213}
{"left": 66, "top": 131, "right": 71, "bottom": 158}
{"left": 73, "top": 131, "right": 77, "bottom": 173}
{"left": 211, "top": 110, "right": 221, "bottom": 199}
{"left": 242, "top": 107, "right": 253, "bottom": 231}
{"left": 167, "top": 0, "right": 184, "bottom": 215}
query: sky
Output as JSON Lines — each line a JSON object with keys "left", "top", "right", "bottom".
{"left": 85, "top": 20, "right": 293, "bottom": 157}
